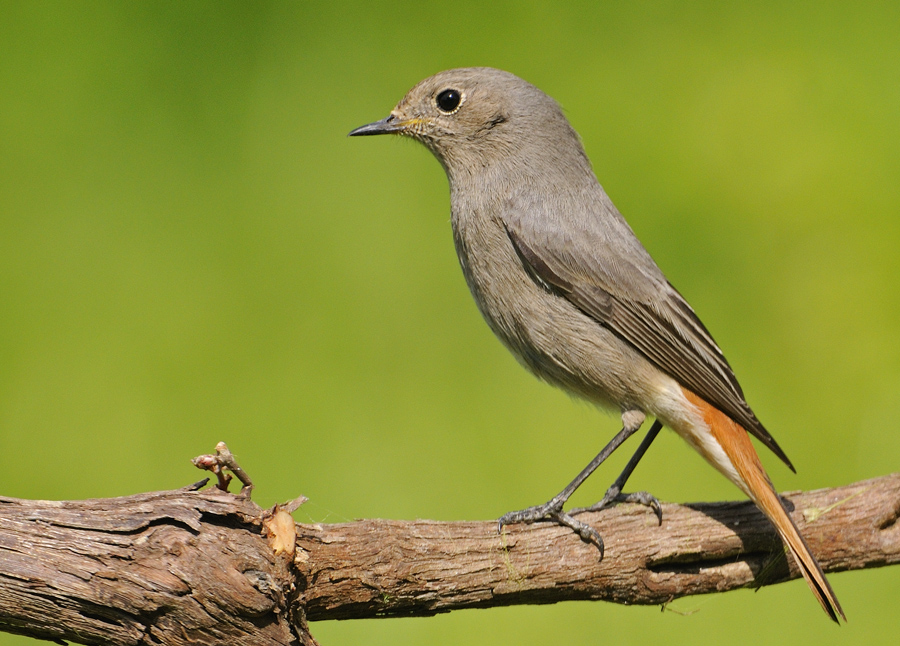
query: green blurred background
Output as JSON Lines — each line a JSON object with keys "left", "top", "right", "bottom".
{"left": 1, "top": 1, "right": 897, "bottom": 644}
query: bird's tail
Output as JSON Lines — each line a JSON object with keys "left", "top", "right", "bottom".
{"left": 682, "top": 389, "right": 845, "bottom": 622}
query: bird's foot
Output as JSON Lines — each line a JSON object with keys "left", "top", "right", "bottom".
{"left": 498, "top": 499, "right": 605, "bottom": 556}
{"left": 570, "top": 483, "right": 662, "bottom": 525}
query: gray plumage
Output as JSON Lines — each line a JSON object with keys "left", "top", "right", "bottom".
{"left": 351, "top": 67, "right": 791, "bottom": 469}
{"left": 350, "top": 68, "right": 845, "bottom": 622}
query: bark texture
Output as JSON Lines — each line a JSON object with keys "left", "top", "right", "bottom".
{"left": 0, "top": 488, "right": 315, "bottom": 645}
{"left": 0, "top": 474, "right": 898, "bottom": 645}
{"left": 297, "top": 473, "right": 900, "bottom": 619}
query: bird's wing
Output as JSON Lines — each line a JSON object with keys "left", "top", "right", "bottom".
{"left": 503, "top": 195, "right": 794, "bottom": 470}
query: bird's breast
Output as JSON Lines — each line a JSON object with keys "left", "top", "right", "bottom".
{"left": 448, "top": 193, "right": 675, "bottom": 414}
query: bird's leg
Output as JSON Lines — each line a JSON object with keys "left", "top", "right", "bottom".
{"left": 569, "top": 419, "right": 663, "bottom": 523}
{"left": 498, "top": 411, "right": 646, "bottom": 554}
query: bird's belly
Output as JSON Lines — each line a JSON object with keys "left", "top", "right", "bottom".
{"left": 458, "top": 236, "right": 662, "bottom": 413}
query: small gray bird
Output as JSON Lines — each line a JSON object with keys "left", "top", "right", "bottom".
{"left": 350, "top": 67, "right": 843, "bottom": 621}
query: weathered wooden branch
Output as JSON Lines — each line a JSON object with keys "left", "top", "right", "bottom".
{"left": 0, "top": 473, "right": 898, "bottom": 645}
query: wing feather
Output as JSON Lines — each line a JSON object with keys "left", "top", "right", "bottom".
{"left": 505, "top": 222, "right": 794, "bottom": 471}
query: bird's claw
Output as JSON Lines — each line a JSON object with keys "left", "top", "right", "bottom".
{"left": 498, "top": 500, "right": 605, "bottom": 557}
{"left": 570, "top": 485, "right": 663, "bottom": 525}
{"left": 497, "top": 498, "right": 564, "bottom": 528}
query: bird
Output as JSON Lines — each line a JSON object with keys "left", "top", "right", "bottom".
{"left": 349, "top": 67, "right": 843, "bottom": 622}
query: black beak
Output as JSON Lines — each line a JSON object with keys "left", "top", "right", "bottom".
{"left": 348, "top": 115, "right": 403, "bottom": 137}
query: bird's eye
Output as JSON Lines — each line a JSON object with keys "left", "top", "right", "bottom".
{"left": 436, "top": 89, "right": 462, "bottom": 114}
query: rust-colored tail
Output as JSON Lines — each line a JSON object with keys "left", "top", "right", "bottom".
{"left": 683, "top": 390, "right": 845, "bottom": 622}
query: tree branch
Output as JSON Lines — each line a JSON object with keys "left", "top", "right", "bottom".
{"left": 0, "top": 473, "right": 898, "bottom": 645}
{"left": 297, "top": 473, "right": 900, "bottom": 618}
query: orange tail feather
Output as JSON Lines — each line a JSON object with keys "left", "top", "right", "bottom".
{"left": 682, "top": 389, "right": 845, "bottom": 622}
